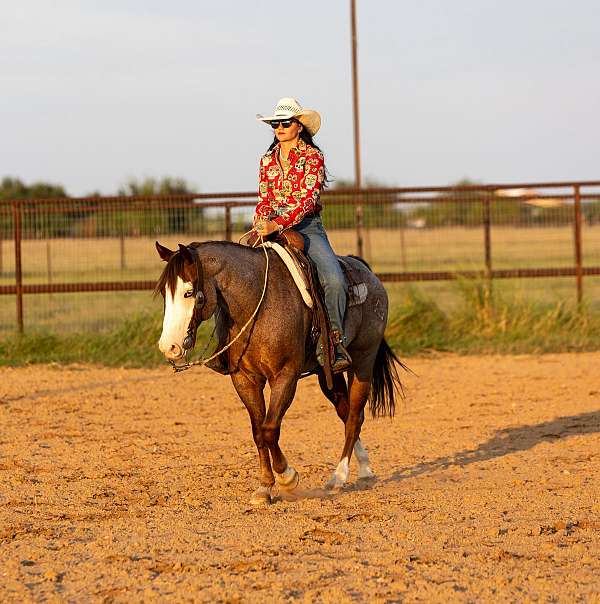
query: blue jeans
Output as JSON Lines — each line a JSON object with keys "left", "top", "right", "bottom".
{"left": 292, "top": 213, "right": 346, "bottom": 333}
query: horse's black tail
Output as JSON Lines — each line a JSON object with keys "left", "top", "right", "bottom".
{"left": 368, "top": 338, "right": 407, "bottom": 418}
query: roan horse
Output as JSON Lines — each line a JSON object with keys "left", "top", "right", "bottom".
{"left": 155, "top": 240, "right": 403, "bottom": 505}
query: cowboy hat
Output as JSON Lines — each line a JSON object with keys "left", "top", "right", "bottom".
{"left": 256, "top": 97, "right": 321, "bottom": 136}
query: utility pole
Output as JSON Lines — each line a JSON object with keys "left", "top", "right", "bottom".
{"left": 350, "top": 0, "right": 364, "bottom": 257}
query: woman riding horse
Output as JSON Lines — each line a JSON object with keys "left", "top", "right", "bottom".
{"left": 254, "top": 97, "right": 351, "bottom": 373}
{"left": 155, "top": 98, "right": 403, "bottom": 505}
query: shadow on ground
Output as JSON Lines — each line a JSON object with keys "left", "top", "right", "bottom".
{"left": 387, "top": 409, "right": 600, "bottom": 483}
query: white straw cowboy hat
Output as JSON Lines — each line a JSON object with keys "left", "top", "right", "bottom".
{"left": 256, "top": 97, "right": 321, "bottom": 136}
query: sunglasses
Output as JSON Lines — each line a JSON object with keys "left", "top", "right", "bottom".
{"left": 270, "top": 119, "right": 296, "bottom": 129}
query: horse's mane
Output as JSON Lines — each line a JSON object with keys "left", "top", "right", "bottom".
{"left": 154, "top": 247, "right": 204, "bottom": 297}
{"left": 155, "top": 253, "right": 185, "bottom": 297}
{"left": 154, "top": 241, "right": 254, "bottom": 297}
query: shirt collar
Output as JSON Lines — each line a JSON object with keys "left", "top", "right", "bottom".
{"left": 272, "top": 138, "right": 307, "bottom": 154}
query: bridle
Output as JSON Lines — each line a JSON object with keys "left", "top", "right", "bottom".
{"left": 168, "top": 256, "right": 208, "bottom": 372}
{"left": 181, "top": 284, "right": 206, "bottom": 352}
{"left": 169, "top": 289, "right": 209, "bottom": 372}
{"left": 167, "top": 239, "right": 270, "bottom": 373}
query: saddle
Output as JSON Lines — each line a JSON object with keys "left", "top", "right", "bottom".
{"left": 246, "top": 229, "right": 305, "bottom": 252}
{"left": 245, "top": 230, "right": 333, "bottom": 385}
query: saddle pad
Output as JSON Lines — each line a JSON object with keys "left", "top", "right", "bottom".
{"left": 348, "top": 282, "right": 368, "bottom": 306}
{"left": 338, "top": 257, "right": 369, "bottom": 307}
{"left": 261, "top": 243, "right": 369, "bottom": 310}
{"left": 261, "top": 242, "right": 313, "bottom": 308}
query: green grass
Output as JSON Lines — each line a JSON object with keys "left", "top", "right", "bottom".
{"left": 2, "top": 279, "right": 600, "bottom": 367}
{"left": 0, "top": 291, "right": 160, "bottom": 335}
{"left": 386, "top": 279, "right": 600, "bottom": 355}
{"left": 0, "top": 312, "right": 221, "bottom": 367}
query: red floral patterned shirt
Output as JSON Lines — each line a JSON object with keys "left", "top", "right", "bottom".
{"left": 254, "top": 139, "right": 325, "bottom": 229}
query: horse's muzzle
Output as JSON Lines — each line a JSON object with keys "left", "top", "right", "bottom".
{"left": 161, "top": 342, "right": 184, "bottom": 360}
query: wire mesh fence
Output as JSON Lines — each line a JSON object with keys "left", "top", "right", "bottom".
{"left": 1, "top": 181, "right": 599, "bottom": 335}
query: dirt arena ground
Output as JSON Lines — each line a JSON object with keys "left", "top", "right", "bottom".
{"left": 1, "top": 353, "right": 599, "bottom": 603}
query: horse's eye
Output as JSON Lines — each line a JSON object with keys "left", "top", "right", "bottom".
{"left": 184, "top": 290, "right": 194, "bottom": 298}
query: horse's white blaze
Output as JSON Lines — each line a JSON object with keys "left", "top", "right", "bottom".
{"left": 158, "top": 276, "right": 195, "bottom": 358}
{"left": 354, "top": 440, "right": 375, "bottom": 479}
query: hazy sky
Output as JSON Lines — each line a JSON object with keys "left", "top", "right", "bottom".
{"left": 1, "top": 0, "right": 599, "bottom": 196}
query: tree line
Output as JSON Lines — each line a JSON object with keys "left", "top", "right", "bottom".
{"left": 0, "top": 176, "right": 204, "bottom": 238}
{"left": 1, "top": 176, "right": 598, "bottom": 239}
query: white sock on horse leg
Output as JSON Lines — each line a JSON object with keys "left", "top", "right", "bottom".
{"left": 354, "top": 439, "right": 375, "bottom": 478}
{"left": 327, "top": 456, "right": 350, "bottom": 489}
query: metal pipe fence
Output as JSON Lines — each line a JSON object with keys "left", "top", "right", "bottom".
{"left": 1, "top": 180, "right": 599, "bottom": 334}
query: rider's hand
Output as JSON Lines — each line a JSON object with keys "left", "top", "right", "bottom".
{"left": 254, "top": 219, "right": 281, "bottom": 236}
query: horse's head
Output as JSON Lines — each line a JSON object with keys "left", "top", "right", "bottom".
{"left": 155, "top": 241, "right": 216, "bottom": 366}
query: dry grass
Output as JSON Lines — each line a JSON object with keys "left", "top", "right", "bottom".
{"left": 2, "top": 226, "right": 600, "bottom": 284}
{"left": 330, "top": 224, "right": 600, "bottom": 272}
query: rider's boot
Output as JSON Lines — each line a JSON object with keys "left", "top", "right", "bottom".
{"left": 317, "top": 331, "right": 352, "bottom": 373}
{"left": 331, "top": 330, "right": 352, "bottom": 373}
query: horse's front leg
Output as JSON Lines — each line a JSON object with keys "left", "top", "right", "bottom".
{"left": 263, "top": 369, "right": 300, "bottom": 492}
{"left": 230, "top": 372, "right": 274, "bottom": 505}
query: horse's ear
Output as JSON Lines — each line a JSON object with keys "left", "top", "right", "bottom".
{"left": 156, "top": 241, "right": 174, "bottom": 262}
{"left": 178, "top": 244, "right": 194, "bottom": 264}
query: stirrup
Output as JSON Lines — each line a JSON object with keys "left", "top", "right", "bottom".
{"left": 331, "top": 331, "right": 352, "bottom": 373}
{"left": 331, "top": 351, "right": 351, "bottom": 373}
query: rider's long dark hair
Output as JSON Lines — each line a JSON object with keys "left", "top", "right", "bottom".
{"left": 266, "top": 121, "right": 330, "bottom": 188}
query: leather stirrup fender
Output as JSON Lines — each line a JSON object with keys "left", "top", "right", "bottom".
{"left": 276, "top": 230, "right": 305, "bottom": 252}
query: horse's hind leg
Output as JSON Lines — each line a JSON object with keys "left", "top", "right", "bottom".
{"left": 317, "top": 371, "right": 349, "bottom": 423}
{"left": 318, "top": 371, "right": 375, "bottom": 482}
{"left": 231, "top": 372, "right": 274, "bottom": 505}
{"left": 325, "top": 369, "right": 372, "bottom": 490}
{"left": 353, "top": 429, "right": 375, "bottom": 479}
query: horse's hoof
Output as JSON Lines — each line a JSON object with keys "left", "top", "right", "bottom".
{"left": 325, "top": 475, "right": 345, "bottom": 491}
{"left": 357, "top": 466, "right": 375, "bottom": 480}
{"left": 249, "top": 486, "right": 272, "bottom": 506}
{"left": 275, "top": 466, "right": 300, "bottom": 491}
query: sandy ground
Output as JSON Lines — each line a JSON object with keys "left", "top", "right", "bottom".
{"left": 1, "top": 353, "right": 599, "bottom": 603}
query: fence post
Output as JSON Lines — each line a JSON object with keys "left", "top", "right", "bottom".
{"left": 355, "top": 191, "right": 364, "bottom": 258}
{"left": 224, "top": 205, "right": 232, "bottom": 241}
{"left": 573, "top": 184, "right": 583, "bottom": 304}
{"left": 483, "top": 196, "right": 492, "bottom": 282}
{"left": 13, "top": 202, "right": 24, "bottom": 333}
{"left": 399, "top": 221, "right": 407, "bottom": 271}
{"left": 46, "top": 240, "right": 52, "bottom": 284}
{"left": 119, "top": 233, "right": 126, "bottom": 271}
